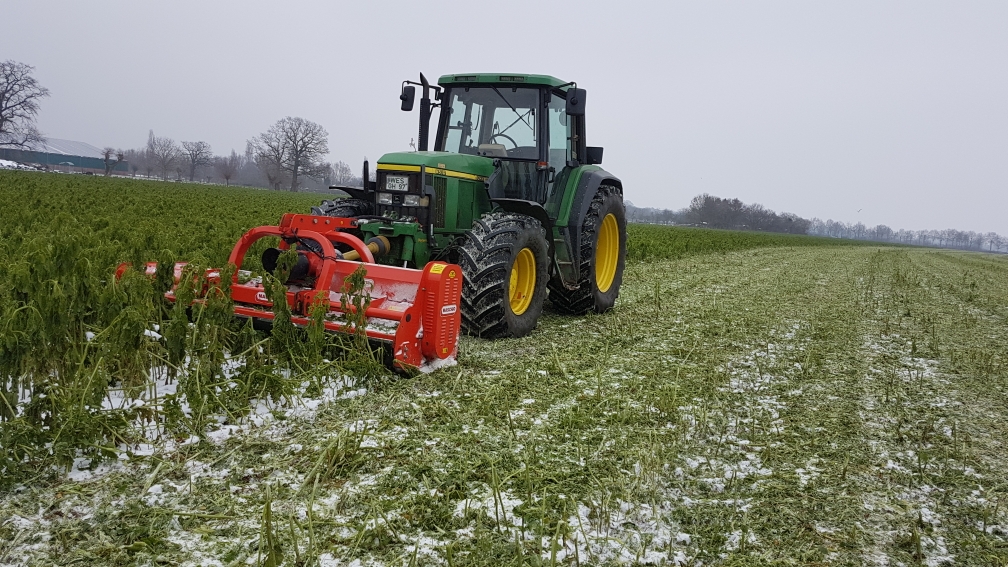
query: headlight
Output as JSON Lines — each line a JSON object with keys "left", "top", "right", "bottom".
{"left": 403, "top": 194, "right": 421, "bottom": 207}
{"left": 378, "top": 192, "right": 393, "bottom": 205}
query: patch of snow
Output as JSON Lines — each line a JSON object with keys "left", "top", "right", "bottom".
{"left": 418, "top": 354, "right": 457, "bottom": 374}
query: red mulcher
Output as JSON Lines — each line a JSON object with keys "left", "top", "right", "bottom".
{"left": 118, "top": 213, "right": 463, "bottom": 372}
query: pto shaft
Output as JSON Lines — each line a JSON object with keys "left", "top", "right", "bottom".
{"left": 342, "top": 235, "right": 390, "bottom": 262}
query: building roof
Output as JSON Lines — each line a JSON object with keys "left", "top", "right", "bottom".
{"left": 29, "top": 138, "right": 106, "bottom": 159}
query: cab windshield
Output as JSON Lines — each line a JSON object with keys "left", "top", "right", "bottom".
{"left": 438, "top": 87, "right": 539, "bottom": 160}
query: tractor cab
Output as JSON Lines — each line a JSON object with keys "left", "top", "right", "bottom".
{"left": 399, "top": 73, "right": 601, "bottom": 220}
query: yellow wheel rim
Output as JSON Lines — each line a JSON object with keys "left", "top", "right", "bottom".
{"left": 595, "top": 213, "right": 620, "bottom": 293}
{"left": 509, "top": 247, "right": 536, "bottom": 315}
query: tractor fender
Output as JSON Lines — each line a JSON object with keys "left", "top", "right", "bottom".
{"left": 490, "top": 198, "right": 555, "bottom": 266}
{"left": 328, "top": 185, "right": 372, "bottom": 201}
{"left": 565, "top": 168, "right": 623, "bottom": 281}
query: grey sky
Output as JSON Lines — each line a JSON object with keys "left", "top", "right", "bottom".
{"left": 4, "top": 1, "right": 1006, "bottom": 235}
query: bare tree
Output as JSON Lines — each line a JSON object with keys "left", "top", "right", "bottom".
{"left": 102, "top": 147, "right": 124, "bottom": 176}
{"left": 0, "top": 60, "right": 50, "bottom": 149}
{"left": 331, "top": 160, "right": 354, "bottom": 186}
{"left": 124, "top": 148, "right": 143, "bottom": 176}
{"left": 317, "top": 162, "right": 333, "bottom": 187}
{"left": 127, "top": 146, "right": 156, "bottom": 178}
{"left": 147, "top": 130, "right": 180, "bottom": 181}
{"left": 250, "top": 117, "right": 329, "bottom": 191}
{"left": 986, "top": 232, "right": 1000, "bottom": 252}
{"left": 141, "top": 149, "right": 156, "bottom": 178}
{"left": 255, "top": 152, "right": 286, "bottom": 190}
{"left": 214, "top": 150, "right": 241, "bottom": 187}
{"left": 250, "top": 132, "right": 286, "bottom": 190}
{"left": 181, "top": 140, "right": 213, "bottom": 182}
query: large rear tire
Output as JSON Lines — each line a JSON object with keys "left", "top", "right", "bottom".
{"left": 460, "top": 212, "right": 549, "bottom": 338}
{"left": 548, "top": 185, "right": 627, "bottom": 315}
{"left": 311, "top": 197, "right": 373, "bottom": 218}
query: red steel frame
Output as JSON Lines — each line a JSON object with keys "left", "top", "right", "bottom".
{"left": 126, "top": 214, "right": 462, "bottom": 371}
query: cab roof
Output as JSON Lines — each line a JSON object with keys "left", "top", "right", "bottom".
{"left": 437, "top": 73, "right": 571, "bottom": 90}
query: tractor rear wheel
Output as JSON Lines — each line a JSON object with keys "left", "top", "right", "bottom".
{"left": 460, "top": 212, "right": 549, "bottom": 338}
{"left": 548, "top": 185, "right": 627, "bottom": 315}
{"left": 311, "top": 197, "right": 373, "bottom": 218}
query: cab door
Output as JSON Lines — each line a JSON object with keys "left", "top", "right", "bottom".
{"left": 545, "top": 89, "right": 572, "bottom": 218}
{"left": 484, "top": 88, "right": 549, "bottom": 203}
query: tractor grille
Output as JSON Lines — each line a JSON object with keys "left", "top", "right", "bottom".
{"left": 433, "top": 175, "right": 447, "bottom": 228}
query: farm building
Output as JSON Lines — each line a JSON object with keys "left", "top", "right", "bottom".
{"left": 0, "top": 138, "right": 129, "bottom": 174}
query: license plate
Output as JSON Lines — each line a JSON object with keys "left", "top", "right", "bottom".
{"left": 386, "top": 174, "right": 409, "bottom": 192}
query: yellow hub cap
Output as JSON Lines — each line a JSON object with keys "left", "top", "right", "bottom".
{"left": 595, "top": 213, "right": 619, "bottom": 293}
{"left": 509, "top": 247, "right": 536, "bottom": 315}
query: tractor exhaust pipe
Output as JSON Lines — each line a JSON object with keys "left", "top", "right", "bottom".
{"left": 418, "top": 73, "right": 431, "bottom": 151}
{"left": 401, "top": 73, "right": 441, "bottom": 152}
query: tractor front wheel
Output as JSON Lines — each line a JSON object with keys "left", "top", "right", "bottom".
{"left": 460, "top": 212, "right": 549, "bottom": 338}
{"left": 549, "top": 185, "right": 627, "bottom": 315}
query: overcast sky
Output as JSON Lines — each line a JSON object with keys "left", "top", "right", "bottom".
{"left": 4, "top": 1, "right": 1006, "bottom": 234}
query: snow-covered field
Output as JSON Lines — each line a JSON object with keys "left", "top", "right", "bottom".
{"left": 1, "top": 246, "right": 1007, "bottom": 565}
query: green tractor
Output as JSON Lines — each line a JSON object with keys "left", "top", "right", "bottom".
{"left": 313, "top": 72, "right": 626, "bottom": 338}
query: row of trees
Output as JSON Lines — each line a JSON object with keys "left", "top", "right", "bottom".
{"left": 624, "top": 201, "right": 687, "bottom": 225}
{"left": 682, "top": 193, "right": 811, "bottom": 234}
{"left": 0, "top": 60, "right": 357, "bottom": 192}
{"left": 807, "top": 219, "right": 1007, "bottom": 253}
{"left": 626, "top": 194, "right": 1007, "bottom": 253}
{"left": 117, "top": 120, "right": 360, "bottom": 192}
{"left": 626, "top": 194, "right": 811, "bottom": 235}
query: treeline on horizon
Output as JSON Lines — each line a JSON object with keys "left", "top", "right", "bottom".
{"left": 117, "top": 127, "right": 363, "bottom": 194}
{"left": 627, "top": 193, "right": 1008, "bottom": 254}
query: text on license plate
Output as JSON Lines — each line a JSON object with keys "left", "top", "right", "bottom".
{"left": 386, "top": 174, "right": 409, "bottom": 191}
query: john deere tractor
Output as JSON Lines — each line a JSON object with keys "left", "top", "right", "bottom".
{"left": 313, "top": 72, "right": 626, "bottom": 338}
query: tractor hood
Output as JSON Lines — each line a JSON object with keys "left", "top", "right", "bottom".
{"left": 377, "top": 151, "right": 495, "bottom": 181}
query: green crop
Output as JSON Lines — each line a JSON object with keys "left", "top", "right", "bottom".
{"left": 0, "top": 171, "right": 880, "bottom": 485}
{"left": 2, "top": 171, "right": 1006, "bottom": 565}
{"left": 0, "top": 172, "right": 372, "bottom": 483}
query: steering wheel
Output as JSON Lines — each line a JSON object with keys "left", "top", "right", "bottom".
{"left": 489, "top": 133, "right": 517, "bottom": 149}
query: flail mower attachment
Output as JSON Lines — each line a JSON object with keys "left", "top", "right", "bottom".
{"left": 119, "top": 214, "right": 463, "bottom": 372}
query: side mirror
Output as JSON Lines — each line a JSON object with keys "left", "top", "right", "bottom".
{"left": 586, "top": 146, "right": 603, "bottom": 165}
{"left": 566, "top": 87, "right": 586, "bottom": 116}
{"left": 400, "top": 85, "right": 415, "bottom": 111}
